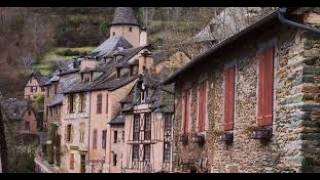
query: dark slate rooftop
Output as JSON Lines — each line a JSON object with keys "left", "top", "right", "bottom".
{"left": 108, "top": 113, "right": 125, "bottom": 126}
{"left": 111, "top": 7, "right": 139, "bottom": 26}
{"left": 31, "top": 71, "right": 50, "bottom": 87}
{"left": 90, "top": 36, "right": 133, "bottom": 58}
{"left": 121, "top": 71, "right": 174, "bottom": 114}
{"left": 114, "top": 46, "right": 148, "bottom": 68}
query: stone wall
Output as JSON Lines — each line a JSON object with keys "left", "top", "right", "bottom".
{"left": 173, "top": 9, "right": 320, "bottom": 173}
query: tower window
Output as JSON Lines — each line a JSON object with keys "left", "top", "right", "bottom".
{"left": 129, "top": 27, "right": 132, "bottom": 32}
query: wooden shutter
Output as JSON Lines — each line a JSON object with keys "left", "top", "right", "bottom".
{"left": 224, "top": 65, "right": 235, "bottom": 131}
{"left": 198, "top": 82, "right": 206, "bottom": 132}
{"left": 97, "top": 94, "right": 102, "bottom": 114}
{"left": 183, "top": 90, "right": 190, "bottom": 134}
{"left": 70, "top": 153, "right": 74, "bottom": 170}
{"left": 257, "top": 47, "right": 274, "bottom": 127}
{"left": 93, "top": 129, "right": 97, "bottom": 149}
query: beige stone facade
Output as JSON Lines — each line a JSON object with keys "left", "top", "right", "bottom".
{"left": 168, "top": 8, "right": 320, "bottom": 173}
{"left": 24, "top": 76, "right": 45, "bottom": 100}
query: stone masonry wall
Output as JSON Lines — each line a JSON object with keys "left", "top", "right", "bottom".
{"left": 173, "top": 9, "right": 320, "bottom": 173}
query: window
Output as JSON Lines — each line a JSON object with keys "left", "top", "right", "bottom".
{"left": 25, "top": 121, "right": 30, "bottom": 130}
{"left": 54, "top": 83, "right": 58, "bottom": 94}
{"left": 70, "top": 153, "right": 74, "bottom": 170}
{"left": 130, "top": 65, "right": 138, "bottom": 76}
{"left": 164, "top": 114, "right": 172, "bottom": 131}
{"left": 144, "top": 113, "right": 151, "bottom": 140}
{"left": 41, "top": 87, "right": 45, "bottom": 92}
{"left": 197, "top": 82, "right": 207, "bottom": 132}
{"left": 163, "top": 142, "right": 171, "bottom": 163}
{"left": 113, "top": 131, "right": 118, "bottom": 143}
{"left": 46, "top": 87, "right": 50, "bottom": 97}
{"left": 143, "top": 144, "right": 151, "bottom": 162}
{"left": 129, "top": 27, "right": 132, "bottom": 32}
{"left": 182, "top": 89, "right": 190, "bottom": 134}
{"left": 96, "top": 94, "right": 102, "bottom": 114}
{"left": 79, "top": 123, "right": 85, "bottom": 143}
{"left": 140, "top": 86, "right": 148, "bottom": 103}
{"left": 93, "top": 129, "right": 97, "bottom": 149}
{"left": 106, "top": 93, "right": 108, "bottom": 114}
{"left": 113, "top": 32, "right": 115, "bottom": 36}
{"left": 68, "top": 94, "right": 75, "bottom": 113}
{"left": 79, "top": 93, "right": 86, "bottom": 112}
{"left": 122, "top": 130, "right": 125, "bottom": 142}
{"left": 66, "top": 124, "right": 72, "bottom": 143}
{"left": 132, "top": 144, "right": 139, "bottom": 161}
{"left": 224, "top": 65, "right": 235, "bottom": 131}
{"left": 30, "top": 86, "right": 37, "bottom": 93}
{"left": 133, "top": 114, "right": 140, "bottom": 141}
{"left": 113, "top": 154, "right": 117, "bottom": 166}
{"left": 28, "top": 111, "right": 32, "bottom": 116}
{"left": 102, "top": 130, "right": 107, "bottom": 149}
{"left": 257, "top": 47, "right": 274, "bottom": 127}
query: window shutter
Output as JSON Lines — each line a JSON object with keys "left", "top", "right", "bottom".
{"left": 183, "top": 90, "right": 190, "bottom": 134}
{"left": 257, "top": 48, "right": 274, "bottom": 127}
{"left": 70, "top": 125, "right": 74, "bottom": 143}
{"left": 224, "top": 66, "right": 235, "bottom": 131}
{"left": 65, "top": 126, "right": 68, "bottom": 141}
{"left": 198, "top": 82, "right": 206, "bottom": 132}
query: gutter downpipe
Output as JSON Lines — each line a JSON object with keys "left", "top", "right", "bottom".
{"left": 278, "top": 7, "right": 320, "bottom": 35}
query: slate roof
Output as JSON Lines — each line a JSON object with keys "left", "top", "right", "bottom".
{"left": 31, "top": 72, "right": 50, "bottom": 87}
{"left": 121, "top": 71, "right": 174, "bottom": 114}
{"left": 90, "top": 36, "right": 133, "bottom": 58}
{"left": 114, "top": 46, "right": 148, "bottom": 68}
{"left": 111, "top": 7, "right": 139, "bottom": 26}
{"left": 0, "top": 98, "right": 32, "bottom": 121}
{"left": 108, "top": 113, "right": 125, "bottom": 125}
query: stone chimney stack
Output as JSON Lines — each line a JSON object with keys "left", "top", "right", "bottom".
{"left": 138, "top": 50, "right": 153, "bottom": 75}
{"left": 139, "top": 28, "right": 147, "bottom": 46}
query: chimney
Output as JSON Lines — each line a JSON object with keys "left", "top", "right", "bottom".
{"left": 138, "top": 50, "right": 153, "bottom": 75}
{"left": 139, "top": 28, "right": 147, "bottom": 46}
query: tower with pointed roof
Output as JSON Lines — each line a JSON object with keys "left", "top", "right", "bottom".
{"left": 110, "top": 7, "right": 147, "bottom": 48}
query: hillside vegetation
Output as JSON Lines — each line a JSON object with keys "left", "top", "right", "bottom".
{"left": 0, "top": 7, "right": 219, "bottom": 97}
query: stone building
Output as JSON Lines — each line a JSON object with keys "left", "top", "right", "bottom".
{"left": 24, "top": 72, "right": 49, "bottom": 100}
{"left": 109, "top": 50, "right": 190, "bottom": 173}
{"left": 110, "top": 7, "right": 147, "bottom": 47}
{"left": 163, "top": 7, "right": 320, "bottom": 173}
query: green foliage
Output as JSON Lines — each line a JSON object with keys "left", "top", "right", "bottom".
{"left": 100, "top": 21, "right": 109, "bottom": 34}
{"left": 32, "top": 95, "right": 44, "bottom": 111}
{"left": 56, "top": 49, "right": 89, "bottom": 56}
{"left": 7, "top": 144, "right": 37, "bottom": 173}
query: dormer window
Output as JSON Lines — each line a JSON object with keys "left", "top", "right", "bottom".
{"left": 130, "top": 65, "right": 138, "bottom": 76}
{"left": 115, "top": 55, "right": 123, "bottom": 61}
{"left": 117, "top": 68, "right": 121, "bottom": 78}
{"left": 140, "top": 82, "right": 148, "bottom": 103}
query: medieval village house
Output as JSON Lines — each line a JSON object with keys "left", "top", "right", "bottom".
{"left": 106, "top": 50, "right": 189, "bottom": 173}
{"left": 51, "top": 7, "right": 150, "bottom": 173}
{"left": 24, "top": 72, "right": 49, "bottom": 100}
{"left": 163, "top": 7, "right": 320, "bottom": 173}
